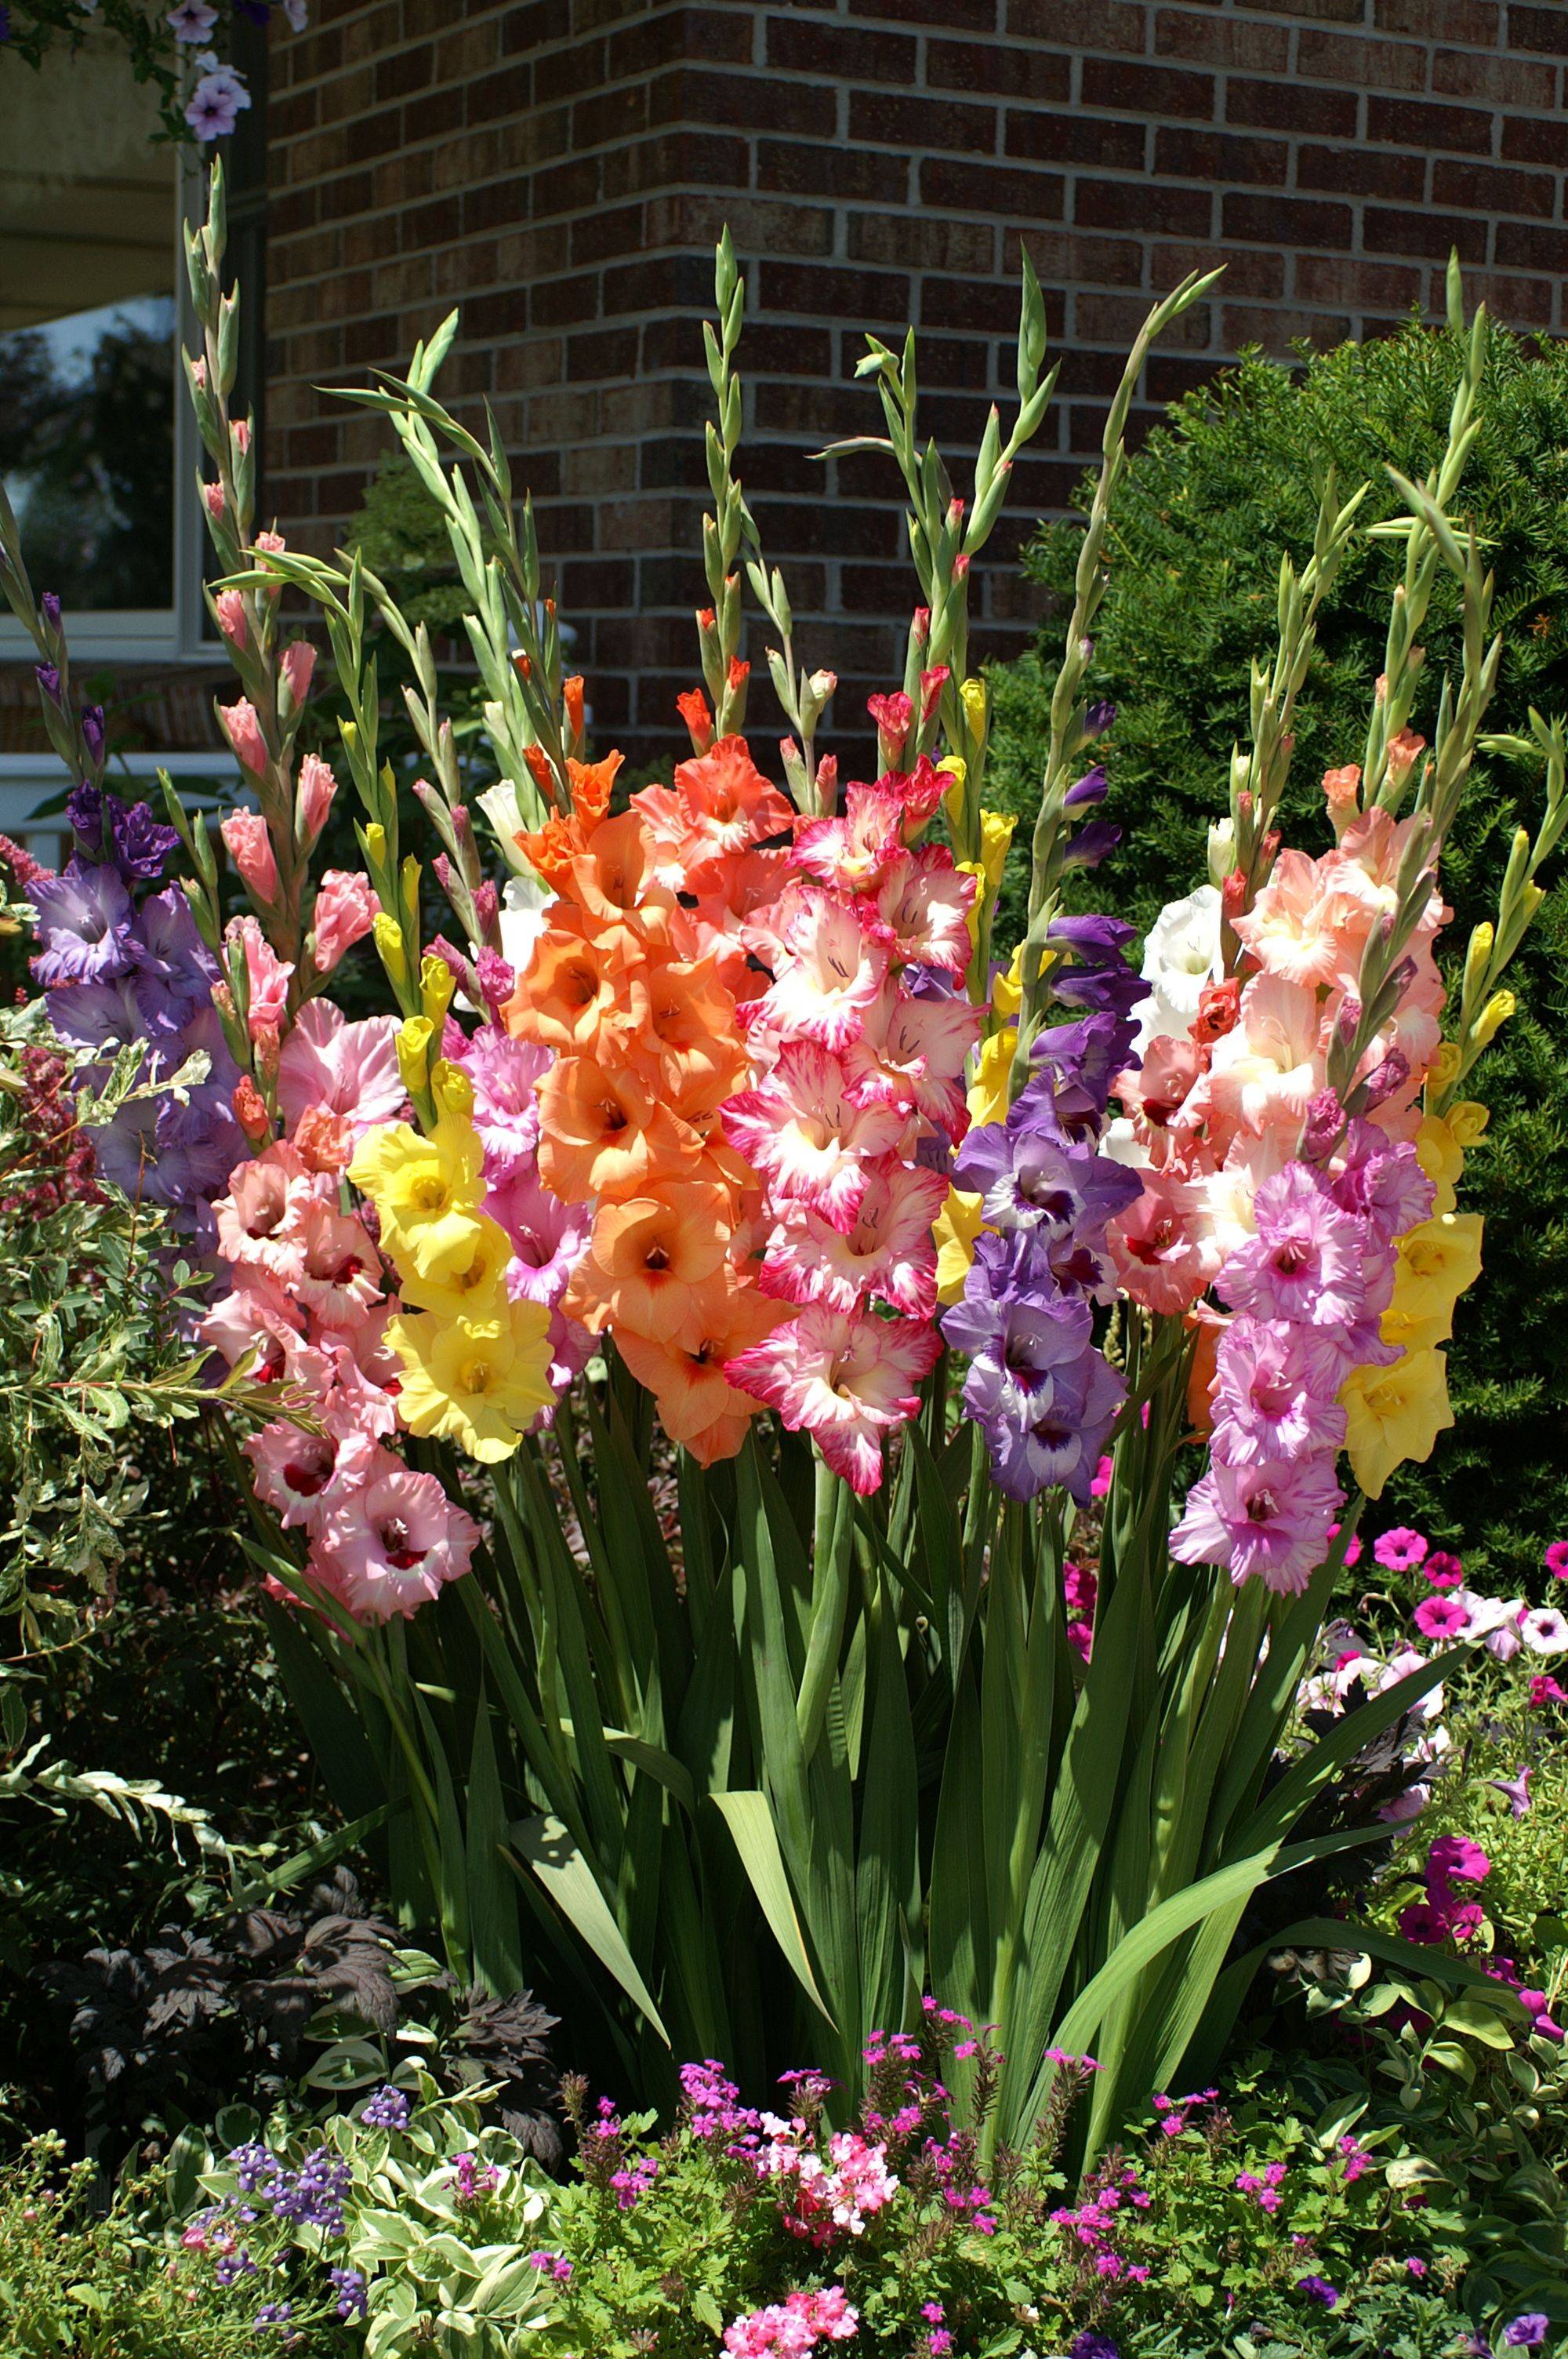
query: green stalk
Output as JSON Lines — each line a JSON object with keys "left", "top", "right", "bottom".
{"left": 797, "top": 1457, "right": 855, "bottom": 1760}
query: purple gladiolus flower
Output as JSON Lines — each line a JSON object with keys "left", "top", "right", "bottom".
{"left": 34, "top": 663, "right": 60, "bottom": 702}
{"left": 68, "top": 784, "right": 179, "bottom": 881}
{"left": 1504, "top": 2320, "right": 1548, "bottom": 2350}
{"left": 1063, "top": 762, "right": 1109, "bottom": 809}
{"left": 953, "top": 1121, "right": 1141, "bottom": 1263}
{"left": 1027, "top": 1010, "right": 1139, "bottom": 1125}
{"left": 1045, "top": 911, "right": 1146, "bottom": 1018}
{"left": 945, "top": 1237, "right": 1125, "bottom": 1504}
{"left": 41, "top": 593, "right": 59, "bottom": 630}
{"left": 1062, "top": 818, "right": 1123, "bottom": 870}
{"left": 94, "top": 1083, "right": 242, "bottom": 1212}
{"left": 1083, "top": 698, "right": 1116, "bottom": 740}
{"left": 134, "top": 885, "right": 217, "bottom": 1016}
{"left": 81, "top": 705, "right": 105, "bottom": 767}
{"left": 28, "top": 859, "right": 139, "bottom": 986}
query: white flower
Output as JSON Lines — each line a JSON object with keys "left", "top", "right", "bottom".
{"left": 1520, "top": 1606, "right": 1568, "bottom": 1656}
{"left": 1377, "top": 1646, "right": 1443, "bottom": 1724}
{"left": 283, "top": 0, "right": 308, "bottom": 24}
{"left": 476, "top": 778, "right": 537, "bottom": 876}
{"left": 1134, "top": 883, "right": 1222, "bottom": 1051}
{"left": 499, "top": 872, "right": 550, "bottom": 979}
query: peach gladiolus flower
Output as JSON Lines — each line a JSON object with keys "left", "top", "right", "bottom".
{"left": 615, "top": 1267, "right": 788, "bottom": 1466}
{"left": 537, "top": 1059, "right": 693, "bottom": 1201}
{"left": 564, "top": 1180, "right": 731, "bottom": 1340}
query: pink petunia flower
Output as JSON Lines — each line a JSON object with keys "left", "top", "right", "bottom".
{"left": 1374, "top": 1525, "right": 1428, "bottom": 1572}
{"left": 1520, "top": 1606, "right": 1568, "bottom": 1656}
{"left": 1423, "top": 1550, "right": 1463, "bottom": 1588}
{"left": 1413, "top": 1594, "right": 1470, "bottom": 1641}
{"left": 1546, "top": 1540, "right": 1568, "bottom": 1580}
{"left": 725, "top": 1304, "right": 942, "bottom": 1496}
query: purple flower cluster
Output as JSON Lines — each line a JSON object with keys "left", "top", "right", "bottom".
{"left": 1172, "top": 1121, "right": 1433, "bottom": 1594}
{"left": 360, "top": 2085, "right": 412, "bottom": 2130}
{"left": 28, "top": 783, "right": 241, "bottom": 1235}
{"left": 451, "top": 2150, "right": 503, "bottom": 2205}
{"left": 944, "top": 1009, "right": 1142, "bottom": 1503}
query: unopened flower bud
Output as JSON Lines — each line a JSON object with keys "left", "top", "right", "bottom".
{"left": 1207, "top": 817, "right": 1236, "bottom": 886}
{"left": 233, "top": 1075, "right": 271, "bottom": 1147}
{"left": 1472, "top": 990, "right": 1515, "bottom": 1049}
{"left": 396, "top": 1015, "right": 434, "bottom": 1096}
{"left": 372, "top": 911, "right": 406, "bottom": 980}
{"left": 420, "top": 952, "right": 456, "bottom": 1027}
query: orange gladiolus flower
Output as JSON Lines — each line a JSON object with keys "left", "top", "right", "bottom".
{"left": 564, "top": 1180, "right": 731, "bottom": 1340}
{"left": 615, "top": 1267, "right": 787, "bottom": 1465}
{"left": 537, "top": 1058, "right": 695, "bottom": 1201}
{"left": 506, "top": 916, "right": 647, "bottom": 1054}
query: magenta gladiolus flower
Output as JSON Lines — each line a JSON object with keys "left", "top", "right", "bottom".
{"left": 1171, "top": 1455, "right": 1342, "bottom": 1594}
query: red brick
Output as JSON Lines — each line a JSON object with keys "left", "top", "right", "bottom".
{"left": 1006, "top": 0, "right": 1146, "bottom": 47}
{"left": 1500, "top": 114, "right": 1568, "bottom": 164}
{"left": 1221, "top": 301, "right": 1352, "bottom": 349}
{"left": 656, "top": 67, "right": 835, "bottom": 135}
{"left": 765, "top": 16, "right": 918, "bottom": 81}
{"left": 1153, "top": 10, "right": 1289, "bottom": 68}
{"left": 919, "top": 158, "right": 1066, "bottom": 220}
{"left": 848, "top": 213, "right": 997, "bottom": 274}
{"left": 849, "top": 89, "right": 999, "bottom": 151}
{"left": 1076, "top": 289, "right": 1213, "bottom": 347}
{"left": 1432, "top": 46, "right": 1559, "bottom": 103}
{"left": 1495, "top": 220, "right": 1568, "bottom": 272}
{"left": 1363, "top": 205, "right": 1489, "bottom": 262}
{"left": 1509, "top": 4, "right": 1568, "bottom": 53}
{"left": 847, "top": 0, "right": 999, "bottom": 24}
{"left": 757, "top": 260, "right": 913, "bottom": 322}
{"left": 1460, "top": 267, "right": 1556, "bottom": 326}
{"left": 1222, "top": 192, "right": 1353, "bottom": 249}
{"left": 1374, "top": 0, "right": 1498, "bottom": 37}
{"left": 1366, "top": 94, "right": 1494, "bottom": 152}
{"left": 1076, "top": 178, "right": 1213, "bottom": 236}
{"left": 1227, "top": 77, "right": 1357, "bottom": 135}
{"left": 1081, "top": 57, "right": 1214, "bottom": 118}
{"left": 1298, "top": 28, "right": 1428, "bottom": 89}
{"left": 757, "top": 139, "right": 909, "bottom": 202}
{"left": 1432, "top": 157, "right": 1558, "bottom": 216}
{"left": 1235, "top": 0, "right": 1363, "bottom": 17}
{"left": 1296, "top": 142, "right": 1425, "bottom": 198}
{"left": 1006, "top": 109, "right": 1145, "bottom": 170}
{"left": 927, "top": 38, "right": 1071, "bottom": 98}
{"left": 1153, "top": 238, "right": 1284, "bottom": 296}
{"left": 1295, "top": 253, "right": 1424, "bottom": 310}
{"left": 1154, "top": 125, "right": 1290, "bottom": 184}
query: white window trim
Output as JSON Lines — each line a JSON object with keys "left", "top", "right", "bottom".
{"left": 0, "top": 159, "right": 213, "bottom": 667}
{"left": 0, "top": 748, "right": 238, "bottom": 862}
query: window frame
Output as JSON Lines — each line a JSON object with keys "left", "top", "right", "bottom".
{"left": 0, "top": 156, "right": 213, "bottom": 667}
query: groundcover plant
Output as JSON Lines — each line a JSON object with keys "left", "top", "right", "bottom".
{"left": 7, "top": 161, "right": 1563, "bottom": 2168}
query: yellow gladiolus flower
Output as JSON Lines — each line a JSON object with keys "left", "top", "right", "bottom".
{"left": 977, "top": 808, "right": 1015, "bottom": 896}
{"left": 990, "top": 941, "right": 1024, "bottom": 1023}
{"left": 421, "top": 951, "right": 456, "bottom": 1027}
{"left": 372, "top": 910, "right": 407, "bottom": 983}
{"left": 350, "top": 1115, "right": 484, "bottom": 1280}
{"left": 395, "top": 1211, "right": 514, "bottom": 1320}
{"left": 1426, "top": 1040, "right": 1461, "bottom": 1095}
{"left": 935, "top": 1187, "right": 984, "bottom": 1305}
{"left": 967, "top": 1027, "right": 1014, "bottom": 1130}
{"left": 1398, "top": 1211, "right": 1483, "bottom": 1308}
{"left": 1448, "top": 1099, "right": 1490, "bottom": 1148}
{"left": 1341, "top": 1347, "right": 1454, "bottom": 1501}
{"left": 387, "top": 1300, "right": 556, "bottom": 1463}
{"left": 1381, "top": 1258, "right": 1454, "bottom": 1358}
{"left": 960, "top": 675, "right": 987, "bottom": 743}
{"left": 1414, "top": 1114, "right": 1465, "bottom": 1216}
{"left": 432, "top": 1060, "right": 474, "bottom": 1122}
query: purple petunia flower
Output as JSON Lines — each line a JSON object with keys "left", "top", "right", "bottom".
{"left": 1503, "top": 2318, "right": 1548, "bottom": 2350}
{"left": 28, "top": 859, "right": 138, "bottom": 986}
{"left": 1298, "top": 2276, "right": 1339, "bottom": 2308}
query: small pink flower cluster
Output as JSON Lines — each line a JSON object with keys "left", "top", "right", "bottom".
{"left": 1064, "top": 1559, "right": 1098, "bottom": 1663}
{"left": 201, "top": 1004, "right": 479, "bottom": 1619}
{"left": 1171, "top": 1131, "right": 1432, "bottom": 1594}
{"left": 1397, "top": 1834, "right": 1490, "bottom": 1948}
{"left": 1048, "top": 2160, "right": 1154, "bottom": 2281}
{"left": 721, "top": 722, "right": 983, "bottom": 1494}
{"left": 1234, "top": 2161, "right": 1287, "bottom": 2212}
{"left": 757, "top": 2121, "right": 899, "bottom": 2245}
{"left": 722, "top": 2285, "right": 858, "bottom": 2358}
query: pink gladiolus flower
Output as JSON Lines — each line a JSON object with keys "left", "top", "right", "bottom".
{"left": 1209, "top": 1316, "right": 1348, "bottom": 1465}
{"left": 795, "top": 783, "right": 906, "bottom": 894}
{"left": 230, "top": 914, "right": 292, "bottom": 1041}
{"left": 296, "top": 751, "right": 338, "bottom": 845}
{"left": 839, "top": 983, "right": 982, "bottom": 1143}
{"left": 311, "top": 870, "right": 379, "bottom": 974}
{"left": 870, "top": 845, "right": 975, "bottom": 974}
{"left": 724, "top": 1041, "right": 903, "bottom": 1235}
{"left": 759, "top": 1157, "right": 948, "bottom": 1320}
{"left": 281, "top": 638, "right": 316, "bottom": 706}
{"left": 752, "top": 889, "right": 890, "bottom": 1050}
{"left": 203, "top": 480, "right": 226, "bottom": 522}
{"left": 278, "top": 998, "right": 403, "bottom": 1145}
{"left": 1109, "top": 1169, "right": 1222, "bottom": 1317}
{"left": 220, "top": 809, "right": 278, "bottom": 902}
{"left": 1218, "top": 1164, "right": 1368, "bottom": 1329}
{"left": 214, "top": 1142, "right": 333, "bottom": 1282}
{"left": 246, "top": 1420, "right": 376, "bottom": 1532}
{"left": 1171, "top": 1453, "right": 1343, "bottom": 1594}
{"left": 295, "top": 1201, "right": 385, "bottom": 1327}
{"left": 315, "top": 1452, "right": 481, "bottom": 1619}
{"left": 725, "top": 1303, "right": 942, "bottom": 1495}
{"left": 214, "top": 587, "right": 249, "bottom": 646}
{"left": 220, "top": 696, "right": 268, "bottom": 776}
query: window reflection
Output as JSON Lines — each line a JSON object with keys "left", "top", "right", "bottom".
{"left": 0, "top": 43, "right": 177, "bottom": 611}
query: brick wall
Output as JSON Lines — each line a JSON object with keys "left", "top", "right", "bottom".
{"left": 263, "top": 0, "right": 1568, "bottom": 766}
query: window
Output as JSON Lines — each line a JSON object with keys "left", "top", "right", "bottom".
{"left": 0, "top": 38, "right": 206, "bottom": 661}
